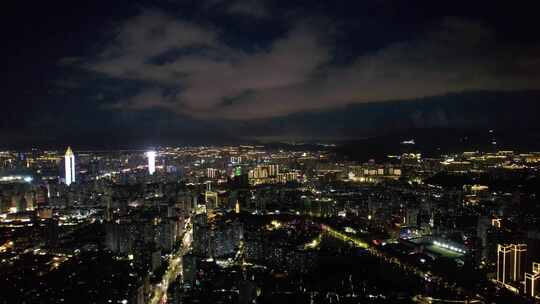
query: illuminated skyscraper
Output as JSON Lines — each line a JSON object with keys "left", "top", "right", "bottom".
{"left": 525, "top": 262, "right": 540, "bottom": 298}
{"left": 207, "top": 168, "right": 218, "bottom": 178}
{"left": 205, "top": 191, "right": 218, "bottom": 211}
{"left": 497, "top": 244, "right": 527, "bottom": 285}
{"left": 146, "top": 151, "right": 156, "bottom": 175}
{"left": 64, "top": 147, "right": 75, "bottom": 186}
{"left": 513, "top": 244, "right": 527, "bottom": 282}
{"left": 234, "top": 166, "right": 242, "bottom": 177}
{"left": 268, "top": 164, "right": 279, "bottom": 177}
{"left": 497, "top": 245, "right": 513, "bottom": 285}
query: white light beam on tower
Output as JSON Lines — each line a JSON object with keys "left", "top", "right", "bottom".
{"left": 146, "top": 151, "right": 156, "bottom": 175}
{"left": 65, "top": 146, "right": 75, "bottom": 186}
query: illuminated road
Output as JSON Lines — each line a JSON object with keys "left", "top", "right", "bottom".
{"left": 412, "top": 295, "right": 482, "bottom": 303}
{"left": 322, "top": 225, "right": 369, "bottom": 249}
{"left": 148, "top": 219, "right": 192, "bottom": 304}
{"left": 322, "top": 224, "right": 441, "bottom": 278}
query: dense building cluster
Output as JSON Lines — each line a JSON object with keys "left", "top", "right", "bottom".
{"left": 1, "top": 144, "right": 539, "bottom": 303}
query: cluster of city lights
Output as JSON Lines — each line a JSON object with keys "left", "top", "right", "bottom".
{"left": 432, "top": 240, "right": 466, "bottom": 254}
{"left": 0, "top": 175, "right": 33, "bottom": 183}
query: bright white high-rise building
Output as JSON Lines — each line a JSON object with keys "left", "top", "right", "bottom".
{"left": 146, "top": 151, "right": 156, "bottom": 175}
{"left": 65, "top": 147, "right": 75, "bottom": 186}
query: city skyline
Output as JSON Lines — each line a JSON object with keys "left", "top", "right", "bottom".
{"left": 2, "top": 1, "right": 540, "bottom": 303}
{"left": 2, "top": 145, "right": 540, "bottom": 303}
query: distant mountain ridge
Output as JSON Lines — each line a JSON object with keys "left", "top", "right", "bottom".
{"left": 335, "top": 127, "right": 540, "bottom": 162}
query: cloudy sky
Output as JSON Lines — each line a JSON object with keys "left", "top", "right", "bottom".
{"left": 2, "top": 0, "right": 540, "bottom": 147}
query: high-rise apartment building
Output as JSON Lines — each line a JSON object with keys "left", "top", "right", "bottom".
{"left": 497, "top": 244, "right": 527, "bottom": 285}
{"left": 513, "top": 244, "right": 527, "bottom": 282}
{"left": 207, "top": 168, "right": 218, "bottom": 179}
{"left": 525, "top": 262, "right": 540, "bottom": 298}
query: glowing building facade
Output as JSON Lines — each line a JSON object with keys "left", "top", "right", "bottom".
{"left": 513, "top": 244, "right": 527, "bottom": 282}
{"left": 146, "top": 151, "right": 156, "bottom": 175}
{"left": 205, "top": 190, "right": 218, "bottom": 211}
{"left": 64, "top": 147, "right": 75, "bottom": 186}
{"left": 497, "top": 244, "right": 527, "bottom": 285}
{"left": 525, "top": 263, "right": 539, "bottom": 298}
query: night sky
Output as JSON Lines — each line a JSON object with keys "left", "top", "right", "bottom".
{"left": 2, "top": 0, "right": 540, "bottom": 148}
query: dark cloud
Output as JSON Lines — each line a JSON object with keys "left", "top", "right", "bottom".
{"left": 71, "top": 12, "right": 540, "bottom": 121}
{"left": 217, "top": 18, "right": 540, "bottom": 118}
{"left": 201, "top": 0, "right": 269, "bottom": 18}
{"left": 227, "top": 0, "right": 269, "bottom": 18}
{"left": 78, "top": 11, "right": 329, "bottom": 117}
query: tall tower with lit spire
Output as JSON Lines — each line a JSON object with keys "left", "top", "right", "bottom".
{"left": 146, "top": 151, "right": 156, "bottom": 175}
{"left": 65, "top": 147, "right": 75, "bottom": 186}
